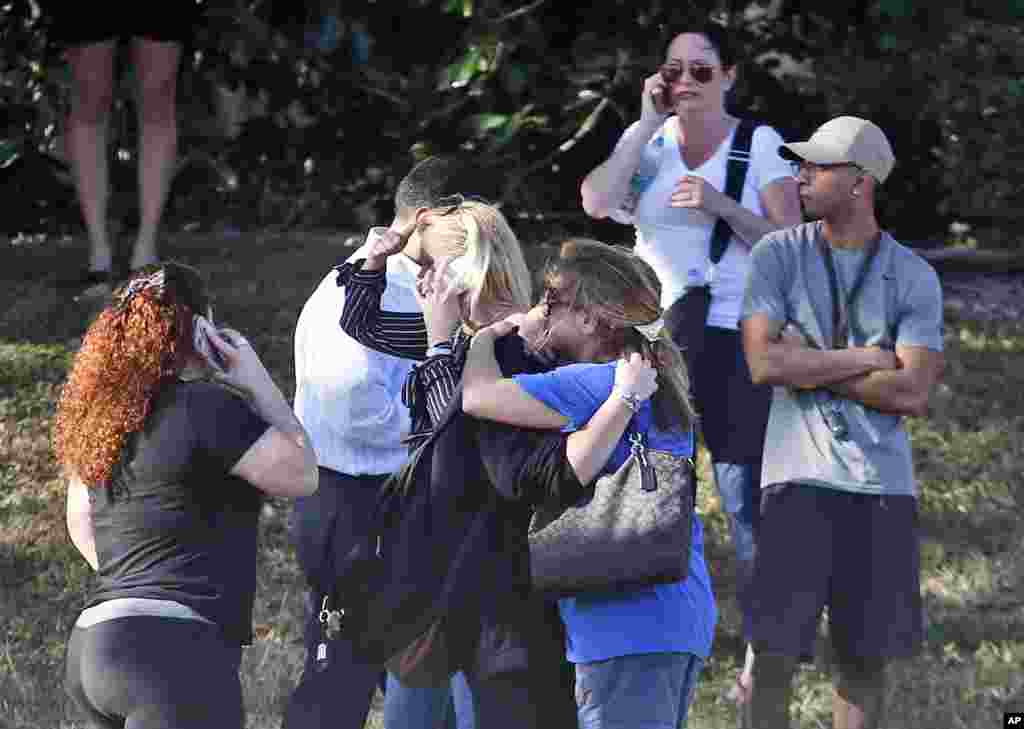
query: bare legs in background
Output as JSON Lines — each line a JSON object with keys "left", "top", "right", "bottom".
{"left": 65, "top": 37, "right": 181, "bottom": 288}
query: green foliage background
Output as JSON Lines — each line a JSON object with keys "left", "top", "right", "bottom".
{"left": 2, "top": 0, "right": 1023, "bottom": 244}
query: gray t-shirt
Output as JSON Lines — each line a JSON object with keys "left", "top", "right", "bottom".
{"left": 741, "top": 221, "right": 944, "bottom": 496}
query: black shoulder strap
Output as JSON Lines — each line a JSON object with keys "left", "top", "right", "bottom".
{"left": 709, "top": 119, "right": 758, "bottom": 264}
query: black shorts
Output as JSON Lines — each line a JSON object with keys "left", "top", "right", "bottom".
{"left": 46, "top": 2, "right": 201, "bottom": 48}
{"left": 749, "top": 483, "right": 923, "bottom": 662}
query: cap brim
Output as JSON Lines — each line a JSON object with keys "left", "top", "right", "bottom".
{"left": 778, "top": 142, "right": 850, "bottom": 166}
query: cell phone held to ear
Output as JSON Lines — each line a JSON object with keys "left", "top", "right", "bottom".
{"left": 655, "top": 85, "right": 672, "bottom": 112}
{"left": 656, "top": 65, "right": 674, "bottom": 110}
{"left": 193, "top": 315, "right": 229, "bottom": 373}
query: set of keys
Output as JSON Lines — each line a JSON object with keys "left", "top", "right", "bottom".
{"left": 315, "top": 596, "right": 345, "bottom": 670}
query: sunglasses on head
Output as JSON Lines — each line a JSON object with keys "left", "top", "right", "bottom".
{"left": 433, "top": 192, "right": 491, "bottom": 216}
{"left": 660, "top": 60, "right": 715, "bottom": 85}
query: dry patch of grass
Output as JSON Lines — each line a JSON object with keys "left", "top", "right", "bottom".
{"left": 2, "top": 234, "right": 1022, "bottom": 728}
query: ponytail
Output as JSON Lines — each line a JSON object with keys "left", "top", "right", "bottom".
{"left": 629, "top": 328, "right": 696, "bottom": 433}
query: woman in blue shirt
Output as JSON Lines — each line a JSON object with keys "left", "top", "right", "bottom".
{"left": 462, "top": 238, "right": 717, "bottom": 729}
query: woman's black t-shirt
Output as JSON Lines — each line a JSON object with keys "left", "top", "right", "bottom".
{"left": 85, "top": 381, "right": 270, "bottom": 645}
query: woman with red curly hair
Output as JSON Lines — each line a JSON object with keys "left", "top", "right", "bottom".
{"left": 56, "top": 262, "right": 318, "bottom": 729}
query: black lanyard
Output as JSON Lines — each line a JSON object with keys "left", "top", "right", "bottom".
{"left": 817, "top": 234, "right": 881, "bottom": 349}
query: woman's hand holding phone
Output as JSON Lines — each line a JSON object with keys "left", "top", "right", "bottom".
{"left": 415, "top": 256, "right": 466, "bottom": 346}
{"left": 193, "top": 315, "right": 229, "bottom": 373}
{"left": 641, "top": 72, "right": 672, "bottom": 122}
{"left": 202, "top": 326, "right": 277, "bottom": 400}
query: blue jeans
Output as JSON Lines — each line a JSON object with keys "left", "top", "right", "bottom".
{"left": 574, "top": 652, "right": 704, "bottom": 729}
{"left": 384, "top": 671, "right": 475, "bottom": 729}
{"left": 713, "top": 461, "right": 759, "bottom": 638}
{"left": 685, "top": 327, "right": 770, "bottom": 640}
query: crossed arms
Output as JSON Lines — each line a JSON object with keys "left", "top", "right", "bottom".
{"left": 742, "top": 314, "right": 944, "bottom": 417}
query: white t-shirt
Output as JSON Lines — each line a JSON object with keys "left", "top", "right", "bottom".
{"left": 293, "top": 243, "right": 421, "bottom": 476}
{"left": 612, "top": 118, "right": 792, "bottom": 329}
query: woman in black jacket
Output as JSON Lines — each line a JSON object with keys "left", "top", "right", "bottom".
{"left": 337, "top": 200, "right": 635, "bottom": 728}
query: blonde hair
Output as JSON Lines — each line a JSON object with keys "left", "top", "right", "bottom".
{"left": 420, "top": 200, "right": 532, "bottom": 326}
{"left": 544, "top": 238, "right": 696, "bottom": 432}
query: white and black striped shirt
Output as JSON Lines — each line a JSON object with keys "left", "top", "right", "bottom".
{"left": 337, "top": 259, "right": 462, "bottom": 444}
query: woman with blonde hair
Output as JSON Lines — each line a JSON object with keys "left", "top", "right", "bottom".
{"left": 337, "top": 197, "right": 583, "bottom": 728}
{"left": 57, "top": 262, "right": 318, "bottom": 728}
{"left": 338, "top": 196, "right": 533, "bottom": 443}
{"left": 461, "top": 238, "right": 716, "bottom": 729}
{"left": 341, "top": 196, "right": 532, "bottom": 348}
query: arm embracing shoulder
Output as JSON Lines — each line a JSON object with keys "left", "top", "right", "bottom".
{"left": 476, "top": 423, "right": 586, "bottom": 513}
{"left": 462, "top": 332, "right": 568, "bottom": 429}
{"left": 337, "top": 260, "right": 428, "bottom": 360}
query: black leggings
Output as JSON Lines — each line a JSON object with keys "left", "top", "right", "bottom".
{"left": 65, "top": 616, "right": 244, "bottom": 729}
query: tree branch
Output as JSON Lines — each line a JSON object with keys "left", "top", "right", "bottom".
{"left": 500, "top": 96, "right": 610, "bottom": 204}
{"left": 484, "top": 0, "right": 551, "bottom": 24}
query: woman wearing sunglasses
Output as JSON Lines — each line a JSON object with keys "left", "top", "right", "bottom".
{"left": 580, "top": 22, "right": 801, "bottom": 719}
{"left": 461, "top": 238, "right": 715, "bottom": 729}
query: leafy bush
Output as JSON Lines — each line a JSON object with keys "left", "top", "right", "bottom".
{"left": 2, "top": 1, "right": 1022, "bottom": 245}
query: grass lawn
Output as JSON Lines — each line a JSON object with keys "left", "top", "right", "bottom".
{"left": 2, "top": 231, "right": 1022, "bottom": 728}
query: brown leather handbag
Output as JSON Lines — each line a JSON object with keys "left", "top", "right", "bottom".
{"left": 528, "top": 426, "right": 696, "bottom": 597}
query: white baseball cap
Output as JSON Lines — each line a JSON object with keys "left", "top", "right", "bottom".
{"left": 780, "top": 116, "right": 895, "bottom": 184}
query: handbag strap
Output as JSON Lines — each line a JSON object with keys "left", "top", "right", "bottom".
{"left": 708, "top": 118, "right": 758, "bottom": 265}
{"left": 627, "top": 423, "right": 698, "bottom": 505}
{"left": 625, "top": 421, "right": 660, "bottom": 493}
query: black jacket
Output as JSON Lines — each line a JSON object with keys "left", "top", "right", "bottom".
{"left": 341, "top": 334, "right": 587, "bottom": 678}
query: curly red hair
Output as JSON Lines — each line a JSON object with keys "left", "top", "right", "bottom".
{"left": 53, "top": 263, "right": 210, "bottom": 486}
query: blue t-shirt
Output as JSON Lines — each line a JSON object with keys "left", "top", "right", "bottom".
{"left": 513, "top": 362, "right": 717, "bottom": 663}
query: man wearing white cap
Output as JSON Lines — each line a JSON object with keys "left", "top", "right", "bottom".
{"left": 739, "top": 117, "right": 945, "bottom": 729}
